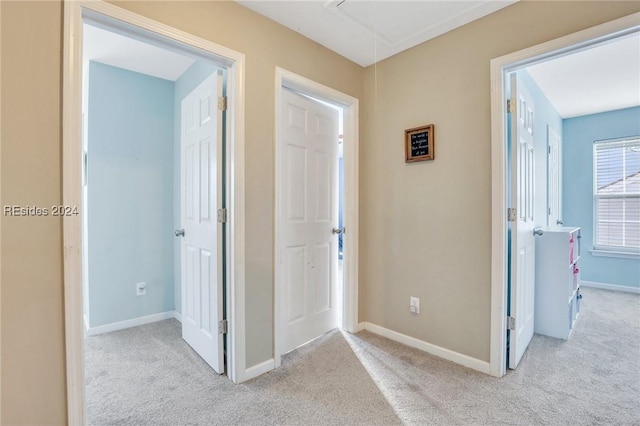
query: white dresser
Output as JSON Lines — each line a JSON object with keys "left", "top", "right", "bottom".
{"left": 534, "top": 227, "right": 582, "bottom": 339}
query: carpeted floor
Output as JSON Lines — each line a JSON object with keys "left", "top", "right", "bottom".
{"left": 85, "top": 287, "right": 640, "bottom": 425}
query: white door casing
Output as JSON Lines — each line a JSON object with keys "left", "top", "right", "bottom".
{"left": 279, "top": 88, "right": 340, "bottom": 354}
{"left": 488, "top": 13, "right": 638, "bottom": 379}
{"left": 508, "top": 73, "right": 537, "bottom": 369}
{"left": 180, "top": 72, "right": 224, "bottom": 373}
{"left": 547, "top": 126, "right": 562, "bottom": 227}
{"left": 64, "top": 2, "right": 248, "bottom": 421}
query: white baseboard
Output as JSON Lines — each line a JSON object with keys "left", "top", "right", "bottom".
{"left": 244, "top": 358, "right": 274, "bottom": 381}
{"left": 86, "top": 311, "right": 176, "bottom": 336}
{"left": 173, "top": 310, "right": 182, "bottom": 322}
{"left": 581, "top": 280, "right": 640, "bottom": 294}
{"left": 361, "top": 322, "right": 492, "bottom": 375}
{"left": 355, "top": 322, "right": 366, "bottom": 332}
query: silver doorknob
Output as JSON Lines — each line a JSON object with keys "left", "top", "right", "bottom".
{"left": 175, "top": 229, "right": 185, "bottom": 237}
{"left": 556, "top": 219, "right": 564, "bottom": 225}
{"left": 332, "top": 227, "right": 345, "bottom": 235}
{"left": 533, "top": 227, "right": 544, "bottom": 236}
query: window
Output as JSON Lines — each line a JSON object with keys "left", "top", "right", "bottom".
{"left": 594, "top": 137, "right": 640, "bottom": 251}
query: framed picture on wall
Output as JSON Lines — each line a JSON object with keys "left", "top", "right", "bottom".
{"left": 405, "top": 124, "right": 435, "bottom": 163}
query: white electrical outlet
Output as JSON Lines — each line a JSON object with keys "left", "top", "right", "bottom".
{"left": 136, "top": 282, "right": 147, "bottom": 296}
{"left": 410, "top": 296, "right": 420, "bottom": 314}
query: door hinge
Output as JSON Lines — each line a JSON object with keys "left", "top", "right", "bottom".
{"left": 507, "top": 98, "right": 515, "bottom": 114}
{"left": 507, "top": 208, "right": 517, "bottom": 222}
{"left": 548, "top": 146, "right": 551, "bottom": 154}
{"left": 217, "top": 208, "right": 227, "bottom": 223}
{"left": 508, "top": 316, "right": 516, "bottom": 330}
{"left": 218, "top": 96, "right": 228, "bottom": 111}
{"left": 218, "top": 319, "right": 228, "bottom": 334}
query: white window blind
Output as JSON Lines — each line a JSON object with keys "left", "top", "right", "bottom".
{"left": 594, "top": 137, "right": 640, "bottom": 250}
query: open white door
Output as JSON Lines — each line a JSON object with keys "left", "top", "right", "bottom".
{"left": 179, "top": 72, "right": 224, "bottom": 373}
{"left": 547, "top": 126, "right": 563, "bottom": 227}
{"left": 508, "top": 73, "right": 538, "bottom": 369}
{"left": 279, "top": 88, "right": 340, "bottom": 354}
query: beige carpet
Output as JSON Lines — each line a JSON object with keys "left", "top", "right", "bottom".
{"left": 85, "top": 321, "right": 400, "bottom": 425}
{"left": 85, "top": 287, "right": 640, "bottom": 425}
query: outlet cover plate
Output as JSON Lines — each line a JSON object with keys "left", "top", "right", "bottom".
{"left": 410, "top": 296, "right": 420, "bottom": 314}
{"left": 136, "top": 282, "right": 147, "bottom": 296}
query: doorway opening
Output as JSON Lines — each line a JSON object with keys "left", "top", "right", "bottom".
{"left": 489, "top": 13, "right": 640, "bottom": 377}
{"left": 63, "top": 2, "right": 247, "bottom": 423}
{"left": 298, "top": 90, "right": 347, "bottom": 328}
{"left": 273, "top": 68, "right": 359, "bottom": 369}
{"left": 81, "top": 16, "right": 229, "bottom": 418}
{"left": 505, "top": 31, "right": 639, "bottom": 369}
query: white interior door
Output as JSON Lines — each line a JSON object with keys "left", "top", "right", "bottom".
{"left": 547, "top": 126, "right": 562, "bottom": 227}
{"left": 180, "top": 72, "right": 224, "bottom": 373}
{"left": 279, "top": 88, "right": 339, "bottom": 354}
{"left": 509, "top": 73, "right": 537, "bottom": 369}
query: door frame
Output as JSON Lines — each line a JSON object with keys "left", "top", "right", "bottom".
{"left": 489, "top": 12, "right": 640, "bottom": 377}
{"left": 62, "top": 1, "right": 246, "bottom": 423}
{"left": 274, "top": 68, "right": 359, "bottom": 368}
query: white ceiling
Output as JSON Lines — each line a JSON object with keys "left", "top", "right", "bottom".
{"left": 527, "top": 33, "right": 640, "bottom": 118}
{"left": 83, "top": 4, "right": 639, "bottom": 119}
{"left": 239, "top": 1, "right": 638, "bottom": 117}
{"left": 83, "top": 24, "right": 195, "bottom": 81}
{"left": 236, "top": 0, "right": 516, "bottom": 67}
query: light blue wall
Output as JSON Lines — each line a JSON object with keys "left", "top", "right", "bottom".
{"left": 517, "top": 70, "right": 563, "bottom": 225}
{"left": 563, "top": 106, "right": 640, "bottom": 288}
{"left": 87, "top": 61, "right": 175, "bottom": 327}
{"left": 173, "top": 61, "right": 220, "bottom": 313}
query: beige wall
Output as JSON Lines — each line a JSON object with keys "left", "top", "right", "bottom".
{"left": 1, "top": 1, "right": 67, "bottom": 425}
{"left": 360, "top": 1, "right": 640, "bottom": 361}
{"left": 2, "top": 0, "right": 639, "bottom": 424}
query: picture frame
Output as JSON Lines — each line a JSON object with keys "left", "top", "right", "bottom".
{"left": 405, "top": 124, "right": 435, "bottom": 163}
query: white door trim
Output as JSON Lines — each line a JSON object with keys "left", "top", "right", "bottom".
{"left": 63, "top": 1, "right": 246, "bottom": 423}
{"left": 489, "top": 12, "right": 640, "bottom": 378}
{"left": 274, "top": 67, "right": 359, "bottom": 368}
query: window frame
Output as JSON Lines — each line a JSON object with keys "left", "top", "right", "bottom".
{"left": 592, "top": 136, "right": 640, "bottom": 255}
